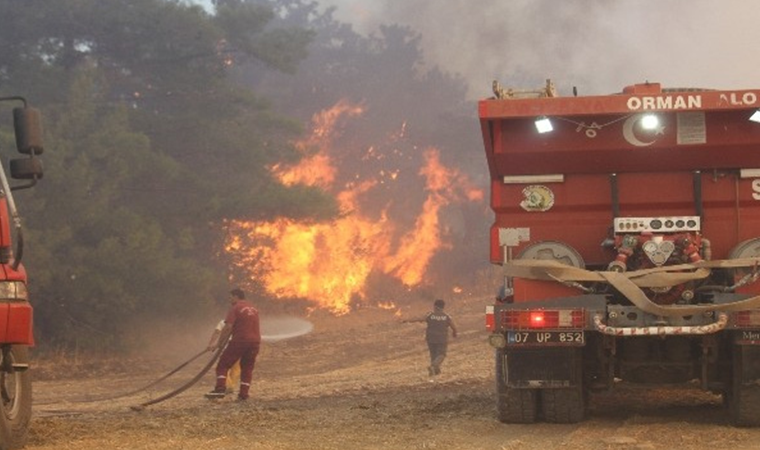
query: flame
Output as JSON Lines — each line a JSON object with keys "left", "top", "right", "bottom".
{"left": 225, "top": 100, "right": 483, "bottom": 314}
{"left": 378, "top": 301, "right": 403, "bottom": 318}
{"left": 272, "top": 99, "right": 363, "bottom": 189}
{"left": 382, "top": 148, "right": 482, "bottom": 286}
{"left": 274, "top": 153, "right": 336, "bottom": 189}
{"left": 377, "top": 301, "right": 397, "bottom": 310}
{"left": 227, "top": 214, "right": 392, "bottom": 314}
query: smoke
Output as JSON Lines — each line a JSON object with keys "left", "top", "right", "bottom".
{"left": 320, "top": 0, "right": 760, "bottom": 98}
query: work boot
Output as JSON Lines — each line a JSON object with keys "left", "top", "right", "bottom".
{"left": 238, "top": 382, "right": 251, "bottom": 401}
{"left": 205, "top": 388, "right": 226, "bottom": 399}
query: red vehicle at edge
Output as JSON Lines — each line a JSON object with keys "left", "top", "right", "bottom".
{"left": 479, "top": 81, "right": 760, "bottom": 426}
{"left": 0, "top": 97, "right": 44, "bottom": 449}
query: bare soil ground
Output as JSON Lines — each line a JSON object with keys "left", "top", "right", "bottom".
{"left": 26, "top": 295, "right": 760, "bottom": 450}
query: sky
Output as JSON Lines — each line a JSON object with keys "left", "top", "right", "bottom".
{"left": 317, "top": 0, "right": 760, "bottom": 99}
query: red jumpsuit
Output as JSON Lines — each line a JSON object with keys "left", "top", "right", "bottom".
{"left": 214, "top": 300, "right": 261, "bottom": 400}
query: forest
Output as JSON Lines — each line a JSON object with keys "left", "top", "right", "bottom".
{"left": 0, "top": 0, "right": 490, "bottom": 351}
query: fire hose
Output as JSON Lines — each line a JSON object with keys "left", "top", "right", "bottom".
{"left": 127, "top": 328, "right": 231, "bottom": 411}
{"left": 129, "top": 341, "right": 226, "bottom": 411}
{"left": 127, "top": 317, "right": 313, "bottom": 409}
{"left": 53, "top": 317, "right": 312, "bottom": 410}
{"left": 67, "top": 347, "right": 211, "bottom": 404}
{"left": 501, "top": 257, "right": 760, "bottom": 317}
{"left": 61, "top": 333, "right": 229, "bottom": 411}
{"left": 60, "top": 344, "right": 224, "bottom": 411}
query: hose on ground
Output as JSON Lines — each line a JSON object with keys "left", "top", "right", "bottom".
{"left": 70, "top": 347, "right": 210, "bottom": 404}
{"left": 130, "top": 333, "right": 231, "bottom": 411}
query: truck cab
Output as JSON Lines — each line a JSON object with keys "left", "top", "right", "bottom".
{"left": 0, "top": 97, "right": 44, "bottom": 449}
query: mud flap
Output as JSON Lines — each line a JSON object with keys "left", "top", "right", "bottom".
{"left": 729, "top": 344, "right": 760, "bottom": 426}
{"left": 734, "top": 344, "right": 760, "bottom": 385}
{"left": 506, "top": 347, "right": 581, "bottom": 388}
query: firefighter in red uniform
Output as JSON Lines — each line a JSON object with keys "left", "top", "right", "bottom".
{"left": 206, "top": 288, "right": 261, "bottom": 401}
{"left": 206, "top": 320, "right": 241, "bottom": 393}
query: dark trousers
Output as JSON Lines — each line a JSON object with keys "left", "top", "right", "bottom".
{"left": 216, "top": 341, "right": 260, "bottom": 398}
{"left": 427, "top": 342, "right": 447, "bottom": 369}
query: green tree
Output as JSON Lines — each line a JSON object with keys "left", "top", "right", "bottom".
{"left": 21, "top": 69, "right": 220, "bottom": 348}
{"left": 0, "top": 0, "right": 335, "bottom": 349}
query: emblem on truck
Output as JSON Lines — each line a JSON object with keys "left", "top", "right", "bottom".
{"left": 520, "top": 185, "right": 554, "bottom": 212}
{"left": 622, "top": 114, "right": 665, "bottom": 147}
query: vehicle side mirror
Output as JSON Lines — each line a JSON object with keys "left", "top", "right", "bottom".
{"left": 13, "top": 107, "right": 44, "bottom": 155}
{"left": 10, "top": 157, "right": 43, "bottom": 180}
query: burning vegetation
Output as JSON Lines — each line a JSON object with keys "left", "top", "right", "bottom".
{"left": 225, "top": 99, "right": 483, "bottom": 314}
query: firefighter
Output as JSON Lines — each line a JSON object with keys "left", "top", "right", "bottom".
{"left": 206, "top": 320, "right": 241, "bottom": 393}
{"left": 205, "top": 288, "right": 261, "bottom": 401}
{"left": 404, "top": 299, "right": 458, "bottom": 376}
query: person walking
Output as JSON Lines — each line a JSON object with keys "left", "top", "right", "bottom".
{"left": 404, "top": 299, "right": 458, "bottom": 376}
{"left": 205, "top": 288, "right": 261, "bottom": 401}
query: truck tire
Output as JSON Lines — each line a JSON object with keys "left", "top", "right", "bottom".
{"left": 540, "top": 347, "right": 585, "bottom": 424}
{"left": 541, "top": 388, "right": 585, "bottom": 423}
{"left": 495, "top": 350, "right": 537, "bottom": 423}
{"left": 729, "top": 345, "right": 760, "bottom": 427}
{"left": 0, "top": 346, "right": 31, "bottom": 450}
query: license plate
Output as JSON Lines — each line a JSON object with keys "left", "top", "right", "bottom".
{"left": 507, "top": 331, "right": 584, "bottom": 346}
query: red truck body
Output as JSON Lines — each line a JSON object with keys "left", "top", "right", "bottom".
{"left": 0, "top": 98, "right": 44, "bottom": 449}
{"left": 0, "top": 204, "right": 32, "bottom": 346}
{"left": 479, "top": 82, "right": 760, "bottom": 425}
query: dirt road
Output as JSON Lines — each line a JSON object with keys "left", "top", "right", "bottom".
{"left": 27, "top": 296, "right": 760, "bottom": 449}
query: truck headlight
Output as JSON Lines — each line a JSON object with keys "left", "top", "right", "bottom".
{"left": 0, "top": 281, "right": 28, "bottom": 301}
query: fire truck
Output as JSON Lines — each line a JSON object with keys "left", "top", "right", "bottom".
{"left": 479, "top": 81, "right": 760, "bottom": 426}
{"left": 0, "top": 97, "right": 44, "bottom": 449}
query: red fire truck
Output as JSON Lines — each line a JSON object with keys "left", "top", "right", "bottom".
{"left": 479, "top": 81, "right": 760, "bottom": 425}
{"left": 0, "top": 97, "right": 44, "bottom": 449}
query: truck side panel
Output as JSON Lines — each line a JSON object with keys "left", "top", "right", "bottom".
{"left": 481, "top": 83, "right": 760, "bottom": 425}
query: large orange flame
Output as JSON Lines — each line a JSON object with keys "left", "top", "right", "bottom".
{"left": 225, "top": 100, "right": 483, "bottom": 314}
{"left": 272, "top": 99, "right": 363, "bottom": 189}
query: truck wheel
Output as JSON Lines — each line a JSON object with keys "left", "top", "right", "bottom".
{"left": 729, "top": 345, "right": 760, "bottom": 427}
{"left": 541, "top": 347, "right": 585, "bottom": 423}
{"left": 541, "top": 388, "right": 585, "bottom": 423}
{"left": 0, "top": 346, "right": 31, "bottom": 450}
{"left": 495, "top": 350, "right": 537, "bottom": 423}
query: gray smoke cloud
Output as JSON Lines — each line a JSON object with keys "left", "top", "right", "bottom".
{"left": 321, "top": 0, "right": 760, "bottom": 99}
